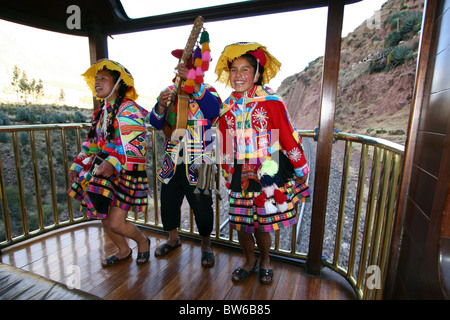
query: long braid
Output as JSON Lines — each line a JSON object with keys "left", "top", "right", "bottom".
{"left": 105, "top": 82, "right": 127, "bottom": 141}
{"left": 87, "top": 101, "right": 104, "bottom": 140}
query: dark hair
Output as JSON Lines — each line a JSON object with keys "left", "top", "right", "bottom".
{"left": 87, "top": 68, "right": 127, "bottom": 142}
{"left": 239, "top": 53, "right": 264, "bottom": 85}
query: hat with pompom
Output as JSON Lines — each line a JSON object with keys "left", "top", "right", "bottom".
{"left": 215, "top": 42, "right": 281, "bottom": 86}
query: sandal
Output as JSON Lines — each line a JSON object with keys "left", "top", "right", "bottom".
{"left": 201, "top": 251, "right": 215, "bottom": 268}
{"left": 102, "top": 249, "right": 132, "bottom": 268}
{"left": 259, "top": 268, "right": 274, "bottom": 285}
{"left": 231, "top": 261, "right": 258, "bottom": 282}
{"left": 136, "top": 237, "right": 151, "bottom": 265}
{"left": 154, "top": 240, "right": 181, "bottom": 257}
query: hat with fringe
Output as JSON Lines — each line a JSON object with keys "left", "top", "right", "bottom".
{"left": 82, "top": 58, "right": 138, "bottom": 101}
{"left": 215, "top": 42, "right": 281, "bottom": 86}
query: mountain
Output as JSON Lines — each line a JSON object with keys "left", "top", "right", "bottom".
{"left": 278, "top": 0, "right": 424, "bottom": 145}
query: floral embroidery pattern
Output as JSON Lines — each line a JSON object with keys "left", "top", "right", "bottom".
{"left": 252, "top": 107, "right": 268, "bottom": 132}
{"left": 288, "top": 147, "right": 303, "bottom": 162}
{"left": 225, "top": 114, "right": 235, "bottom": 129}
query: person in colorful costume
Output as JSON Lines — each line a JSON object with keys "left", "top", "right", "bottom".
{"left": 149, "top": 49, "right": 221, "bottom": 268}
{"left": 216, "top": 42, "right": 311, "bottom": 284}
{"left": 68, "top": 59, "right": 150, "bottom": 267}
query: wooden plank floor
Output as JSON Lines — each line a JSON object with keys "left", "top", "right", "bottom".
{"left": 0, "top": 221, "right": 357, "bottom": 300}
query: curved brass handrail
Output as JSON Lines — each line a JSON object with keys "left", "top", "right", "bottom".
{"left": 0, "top": 123, "right": 404, "bottom": 300}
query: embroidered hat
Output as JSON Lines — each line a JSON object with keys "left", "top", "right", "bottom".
{"left": 215, "top": 42, "right": 281, "bottom": 86}
{"left": 82, "top": 58, "right": 138, "bottom": 101}
{"left": 171, "top": 49, "right": 195, "bottom": 69}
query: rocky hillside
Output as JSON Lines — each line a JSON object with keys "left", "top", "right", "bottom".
{"left": 278, "top": 0, "right": 424, "bottom": 145}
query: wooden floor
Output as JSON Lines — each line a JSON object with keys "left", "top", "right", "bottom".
{"left": 0, "top": 221, "right": 357, "bottom": 300}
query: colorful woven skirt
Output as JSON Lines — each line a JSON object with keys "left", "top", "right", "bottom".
{"left": 227, "top": 151, "right": 311, "bottom": 233}
{"left": 228, "top": 179, "right": 310, "bottom": 233}
{"left": 68, "top": 169, "right": 149, "bottom": 220}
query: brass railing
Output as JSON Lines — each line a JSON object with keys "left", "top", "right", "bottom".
{"left": 0, "top": 123, "right": 404, "bottom": 300}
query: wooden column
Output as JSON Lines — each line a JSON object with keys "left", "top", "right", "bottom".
{"left": 306, "top": 0, "right": 344, "bottom": 276}
{"left": 88, "top": 31, "right": 108, "bottom": 110}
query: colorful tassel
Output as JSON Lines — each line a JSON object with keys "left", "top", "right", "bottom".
{"left": 200, "top": 30, "right": 209, "bottom": 44}
{"left": 103, "top": 142, "right": 116, "bottom": 154}
{"left": 195, "top": 66, "right": 204, "bottom": 84}
{"left": 184, "top": 68, "right": 196, "bottom": 93}
{"left": 273, "top": 189, "right": 287, "bottom": 204}
{"left": 193, "top": 47, "right": 202, "bottom": 67}
{"left": 201, "top": 49, "right": 211, "bottom": 71}
{"left": 201, "top": 41, "right": 210, "bottom": 53}
{"left": 82, "top": 141, "right": 98, "bottom": 154}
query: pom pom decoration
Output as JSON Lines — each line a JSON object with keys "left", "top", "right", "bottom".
{"left": 254, "top": 159, "right": 289, "bottom": 213}
{"left": 193, "top": 46, "right": 204, "bottom": 83}
{"left": 200, "top": 29, "right": 211, "bottom": 72}
{"left": 201, "top": 50, "right": 211, "bottom": 71}
{"left": 199, "top": 30, "right": 209, "bottom": 44}
{"left": 201, "top": 41, "right": 210, "bottom": 53}
{"left": 195, "top": 66, "right": 204, "bottom": 84}
{"left": 82, "top": 141, "right": 99, "bottom": 154}
{"left": 103, "top": 142, "right": 116, "bottom": 154}
{"left": 193, "top": 47, "right": 202, "bottom": 67}
{"left": 183, "top": 68, "right": 196, "bottom": 94}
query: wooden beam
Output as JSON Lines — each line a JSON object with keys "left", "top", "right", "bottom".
{"left": 88, "top": 31, "right": 108, "bottom": 110}
{"left": 306, "top": 0, "right": 344, "bottom": 276}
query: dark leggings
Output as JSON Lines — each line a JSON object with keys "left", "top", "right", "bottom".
{"left": 160, "top": 165, "right": 213, "bottom": 236}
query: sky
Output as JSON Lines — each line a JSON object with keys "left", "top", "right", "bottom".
{"left": 0, "top": 0, "right": 387, "bottom": 108}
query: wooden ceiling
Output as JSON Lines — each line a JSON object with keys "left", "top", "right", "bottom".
{"left": 0, "top": 0, "right": 361, "bottom": 36}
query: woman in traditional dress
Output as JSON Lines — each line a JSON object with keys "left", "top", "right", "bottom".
{"left": 216, "top": 43, "right": 311, "bottom": 284}
{"left": 68, "top": 59, "right": 150, "bottom": 267}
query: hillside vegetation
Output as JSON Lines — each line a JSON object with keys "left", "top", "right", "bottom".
{"left": 278, "top": 0, "right": 424, "bottom": 145}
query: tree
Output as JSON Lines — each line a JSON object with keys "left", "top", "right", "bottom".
{"left": 18, "top": 71, "right": 30, "bottom": 104}
{"left": 59, "top": 88, "right": 66, "bottom": 104}
{"left": 11, "top": 65, "right": 20, "bottom": 103}
{"left": 29, "top": 78, "right": 36, "bottom": 103}
{"left": 35, "top": 79, "right": 44, "bottom": 103}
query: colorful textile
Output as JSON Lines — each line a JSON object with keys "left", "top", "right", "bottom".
{"left": 228, "top": 180, "right": 310, "bottom": 233}
{"left": 70, "top": 99, "right": 148, "bottom": 174}
{"left": 68, "top": 98, "right": 149, "bottom": 219}
{"left": 219, "top": 85, "right": 309, "bottom": 178}
{"left": 218, "top": 84, "right": 311, "bottom": 233}
{"left": 149, "top": 84, "right": 221, "bottom": 185}
{"left": 68, "top": 170, "right": 148, "bottom": 219}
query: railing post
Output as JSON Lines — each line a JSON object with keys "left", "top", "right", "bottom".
{"left": 306, "top": 0, "right": 344, "bottom": 276}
